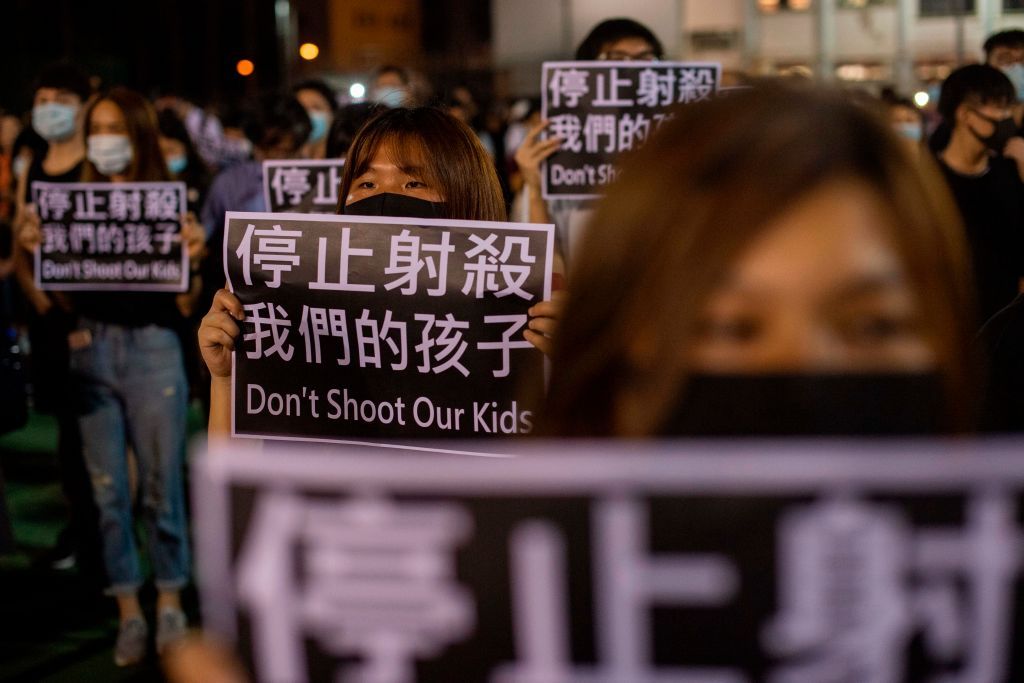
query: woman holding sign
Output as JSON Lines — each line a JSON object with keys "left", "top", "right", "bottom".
{"left": 542, "top": 84, "right": 978, "bottom": 437}
{"left": 200, "top": 106, "right": 563, "bottom": 434}
{"left": 18, "top": 87, "right": 206, "bottom": 666}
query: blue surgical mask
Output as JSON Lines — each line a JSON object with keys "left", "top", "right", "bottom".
{"left": 87, "top": 134, "right": 134, "bottom": 176}
{"left": 1001, "top": 63, "right": 1024, "bottom": 103}
{"left": 32, "top": 103, "right": 79, "bottom": 142}
{"left": 166, "top": 154, "right": 188, "bottom": 175}
{"left": 307, "top": 110, "right": 329, "bottom": 144}
{"left": 894, "top": 121, "right": 922, "bottom": 142}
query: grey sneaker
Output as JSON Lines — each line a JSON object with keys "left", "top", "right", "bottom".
{"left": 155, "top": 608, "right": 188, "bottom": 654}
{"left": 114, "top": 616, "right": 148, "bottom": 667}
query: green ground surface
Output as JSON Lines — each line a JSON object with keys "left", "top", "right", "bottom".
{"left": 0, "top": 406, "right": 206, "bottom": 682}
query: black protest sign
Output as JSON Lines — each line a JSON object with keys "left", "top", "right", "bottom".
{"left": 32, "top": 181, "right": 188, "bottom": 291}
{"left": 195, "top": 440, "right": 1024, "bottom": 683}
{"left": 541, "top": 61, "right": 721, "bottom": 200}
{"left": 225, "top": 212, "right": 554, "bottom": 444}
{"left": 262, "top": 159, "right": 346, "bottom": 214}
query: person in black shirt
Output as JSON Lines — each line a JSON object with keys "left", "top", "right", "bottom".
{"left": 11, "top": 64, "right": 105, "bottom": 582}
{"left": 18, "top": 87, "right": 205, "bottom": 667}
{"left": 935, "top": 64, "right": 1024, "bottom": 325}
{"left": 979, "top": 293, "right": 1024, "bottom": 431}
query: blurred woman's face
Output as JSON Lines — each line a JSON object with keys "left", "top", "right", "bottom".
{"left": 598, "top": 36, "right": 658, "bottom": 61}
{"left": 89, "top": 99, "right": 128, "bottom": 135}
{"left": 345, "top": 142, "right": 443, "bottom": 205}
{"left": 687, "top": 179, "right": 936, "bottom": 373}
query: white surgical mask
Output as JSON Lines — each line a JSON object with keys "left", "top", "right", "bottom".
{"left": 307, "top": 110, "right": 329, "bottom": 144}
{"left": 372, "top": 87, "right": 408, "bottom": 108}
{"left": 893, "top": 121, "right": 922, "bottom": 142}
{"left": 1001, "top": 63, "right": 1024, "bottom": 103}
{"left": 32, "top": 103, "right": 79, "bottom": 142}
{"left": 87, "top": 134, "right": 134, "bottom": 176}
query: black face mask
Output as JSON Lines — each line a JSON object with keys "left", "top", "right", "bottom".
{"left": 969, "top": 110, "right": 1019, "bottom": 153}
{"left": 660, "top": 373, "right": 949, "bottom": 437}
{"left": 342, "top": 192, "right": 444, "bottom": 219}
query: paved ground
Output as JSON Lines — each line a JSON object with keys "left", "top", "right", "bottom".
{"left": 0, "top": 410, "right": 204, "bottom": 682}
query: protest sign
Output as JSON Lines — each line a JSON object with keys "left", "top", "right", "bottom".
{"left": 541, "top": 61, "right": 721, "bottom": 200}
{"left": 262, "top": 159, "right": 346, "bottom": 214}
{"left": 196, "top": 438, "right": 1024, "bottom": 683}
{"left": 32, "top": 181, "right": 188, "bottom": 291}
{"left": 225, "top": 212, "right": 554, "bottom": 445}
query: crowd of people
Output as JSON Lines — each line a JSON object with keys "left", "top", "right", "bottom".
{"left": 1, "top": 15, "right": 1024, "bottom": 674}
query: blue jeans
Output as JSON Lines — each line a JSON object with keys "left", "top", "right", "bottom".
{"left": 69, "top": 321, "right": 190, "bottom": 595}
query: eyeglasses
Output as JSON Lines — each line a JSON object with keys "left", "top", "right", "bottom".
{"left": 597, "top": 50, "right": 659, "bottom": 61}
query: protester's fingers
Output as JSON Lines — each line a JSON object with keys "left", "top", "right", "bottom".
{"left": 201, "top": 312, "right": 240, "bottom": 340}
{"left": 212, "top": 289, "right": 244, "bottom": 319}
{"left": 523, "top": 137, "right": 563, "bottom": 164}
{"left": 528, "top": 295, "right": 565, "bottom": 319}
{"left": 199, "top": 326, "right": 236, "bottom": 352}
{"left": 521, "top": 119, "right": 550, "bottom": 146}
{"left": 17, "top": 217, "right": 42, "bottom": 251}
{"left": 536, "top": 137, "right": 564, "bottom": 152}
{"left": 523, "top": 328, "right": 554, "bottom": 357}
{"left": 528, "top": 316, "right": 558, "bottom": 336}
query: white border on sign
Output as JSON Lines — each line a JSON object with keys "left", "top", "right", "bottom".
{"left": 200, "top": 438, "right": 1024, "bottom": 494}
{"left": 539, "top": 60, "right": 723, "bottom": 202}
{"left": 193, "top": 437, "right": 1024, "bottom": 642}
{"left": 31, "top": 181, "right": 190, "bottom": 292}
{"left": 260, "top": 158, "right": 347, "bottom": 214}
{"left": 223, "top": 210, "right": 556, "bottom": 453}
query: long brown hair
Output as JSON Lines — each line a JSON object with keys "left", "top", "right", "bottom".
{"left": 81, "top": 87, "right": 170, "bottom": 183}
{"left": 337, "top": 106, "right": 506, "bottom": 222}
{"left": 542, "top": 83, "right": 977, "bottom": 436}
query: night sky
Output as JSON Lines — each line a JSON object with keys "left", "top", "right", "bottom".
{"left": 0, "top": 0, "right": 492, "bottom": 115}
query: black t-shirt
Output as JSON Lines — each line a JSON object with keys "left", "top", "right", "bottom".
{"left": 979, "top": 293, "right": 1024, "bottom": 432}
{"left": 23, "top": 153, "right": 82, "bottom": 204}
{"left": 937, "top": 156, "right": 1024, "bottom": 324}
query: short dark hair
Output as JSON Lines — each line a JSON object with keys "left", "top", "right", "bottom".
{"left": 937, "top": 64, "right": 1016, "bottom": 121}
{"left": 292, "top": 79, "right": 338, "bottom": 112}
{"left": 575, "top": 18, "right": 664, "bottom": 60}
{"left": 242, "top": 95, "right": 311, "bottom": 154}
{"left": 32, "top": 62, "right": 92, "bottom": 103}
{"left": 983, "top": 29, "right": 1024, "bottom": 58}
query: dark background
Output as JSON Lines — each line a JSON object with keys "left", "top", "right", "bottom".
{"left": 0, "top": 0, "right": 493, "bottom": 114}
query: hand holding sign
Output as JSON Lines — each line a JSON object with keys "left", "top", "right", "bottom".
{"left": 199, "top": 289, "right": 245, "bottom": 379}
{"left": 222, "top": 212, "right": 555, "bottom": 443}
{"left": 513, "top": 120, "right": 563, "bottom": 193}
{"left": 182, "top": 212, "right": 208, "bottom": 267}
{"left": 16, "top": 204, "right": 41, "bottom": 252}
{"left": 524, "top": 291, "right": 565, "bottom": 357}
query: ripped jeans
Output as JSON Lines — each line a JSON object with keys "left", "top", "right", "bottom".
{"left": 69, "top": 321, "right": 190, "bottom": 595}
